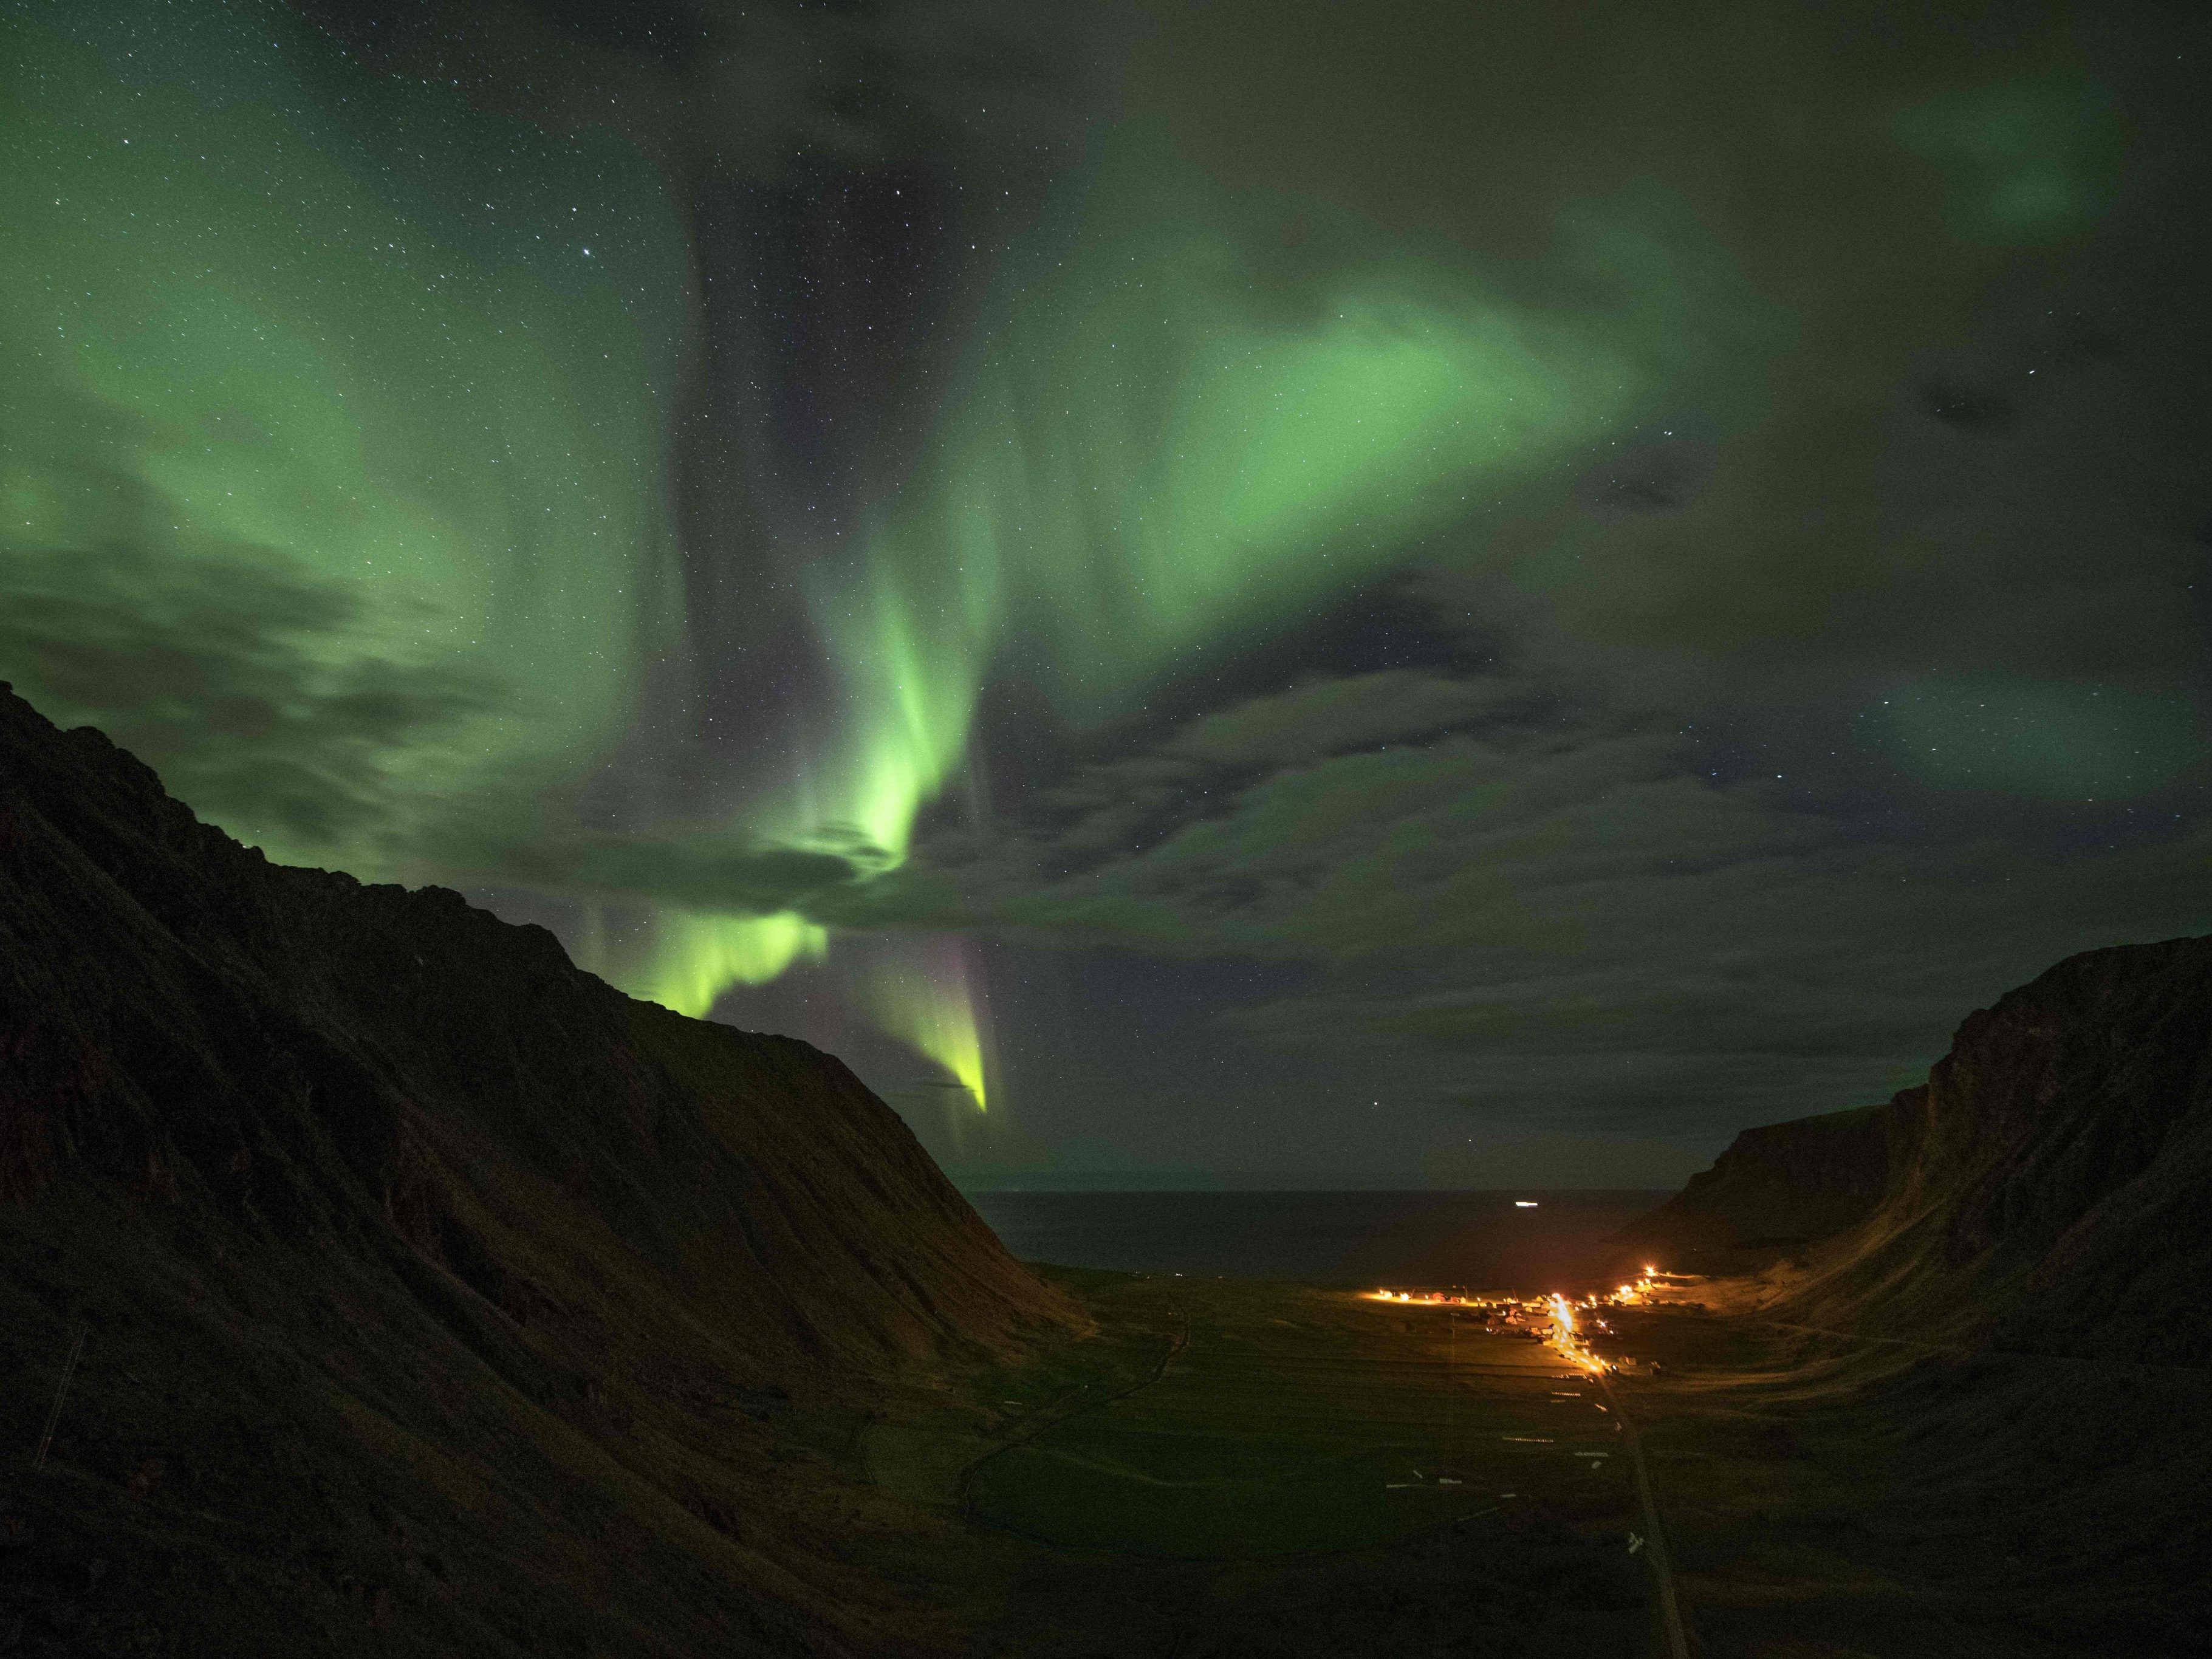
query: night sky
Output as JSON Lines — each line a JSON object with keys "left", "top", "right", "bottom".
{"left": 5, "top": 0, "right": 2208, "bottom": 1188}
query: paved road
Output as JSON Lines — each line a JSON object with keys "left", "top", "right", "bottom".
{"left": 1593, "top": 1369, "right": 1690, "bottom": 1659}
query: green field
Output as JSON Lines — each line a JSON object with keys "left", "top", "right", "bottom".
{"left": 962, "top": 1277, "right": 1633, "bottom": 1558}
{"left": 853, "top": 1272, "right": 2188, "bottom": 1655}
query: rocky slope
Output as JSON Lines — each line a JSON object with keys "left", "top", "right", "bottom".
{"left": 0, "top": 683, "right": 1075, "bottom": 1655}
{"left": 1612, "top": 1103, "right": 1891, "bottom": 1270}
{"left": 1619, "top": 937, "right": 2212, "bottom": 1654}
{"left": 1633, "top": 935, "right": 2212, "bottom": 1366}
{"left": 1786, "top": 934, "right": 2212, "bottom": 1367}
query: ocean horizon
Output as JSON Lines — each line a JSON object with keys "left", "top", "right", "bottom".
{"left": 965, "top": 1187, "right": 1675, "bottom": 1293}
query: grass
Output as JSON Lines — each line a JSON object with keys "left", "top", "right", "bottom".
{"left": 1582, "top": 1305, "right": 2212, "bottom": 1658}
{"left": 849, "top": 1270, "right": 1662, "bottom": 1655}
{"left": 962, "top": 1275, "right": 1637, "bottom": 1559}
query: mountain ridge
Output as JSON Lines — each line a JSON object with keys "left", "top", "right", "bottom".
{"left": 1625, "top": 934, "right": 2212, "bottom": 1367}
{"left": 0, "top": 680, "right": 1074, "bottom": 1654}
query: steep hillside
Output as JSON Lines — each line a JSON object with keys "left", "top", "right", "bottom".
{"left": 1637, "top": 936, "right": 2212, "bottom": 1366}
{"left": 1612, "top": 940, "right": 2212, "bottom": 1654}
{"left": 1780, "top": 935, "right": 2212, "bottom": 1366}
{"left": 0, "top": 683, "right": 1074, "bottom": 1655}
{"left": 1612, "top": 1103, "right": 1891, "bottom": 1271}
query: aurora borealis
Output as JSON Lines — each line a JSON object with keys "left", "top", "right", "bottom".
{"left": 5, "top": 0, "right": 2209, "bottom": 1186}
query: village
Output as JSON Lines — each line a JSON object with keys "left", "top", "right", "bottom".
{"left": 1363, "top": 1271, "right": 1710, "bottom": 1377}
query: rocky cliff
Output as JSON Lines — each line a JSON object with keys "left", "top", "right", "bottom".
{"left": 1634, "top": 936, "right": 2212, "bottom": 1367}
{"left": 0, "top": 683, "right": 1074, "bottom": 1655}
{"left": 1620, "top": 939, "right": 2212, "bottom": 1654}
{"left": 1613, "top": 1103, "right": 1891, "bottom": 1270}
{"left": 1793, "top": 935, "right": 2212, "bottom": 1367}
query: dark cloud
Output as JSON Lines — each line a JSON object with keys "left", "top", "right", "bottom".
{"left": 824, "top": 635, "right": 2212, "bottom": 1156}
{"left": 290, "top": 0, "right": 1095, "bottom": 185}
{"left": 0, "top": 481, "right": 498, "bottom": 852}
{"left": 428, "top": 823, "right": 869, "bottom": 914}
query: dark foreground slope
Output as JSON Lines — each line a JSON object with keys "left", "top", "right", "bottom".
{"left": 0, "top": 684, "right": 1073, "bottom": 1655}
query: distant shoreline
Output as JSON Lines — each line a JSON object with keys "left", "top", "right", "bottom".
{"left": 966, "top": 1188, "right": 1668, "bottom": 1290}
{"left": 960, "top": 1183, "right": 1683, "bottom": 1197}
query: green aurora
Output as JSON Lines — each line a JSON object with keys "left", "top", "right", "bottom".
{"left": 4, "top": 0, "right": 2206, "bottom": 1177}
{"left": 0, "top": 2, "right": 1654, "bottom": 1112}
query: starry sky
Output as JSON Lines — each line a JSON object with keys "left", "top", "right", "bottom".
{"left": 4, "top": 0, "right": 2209, "bottom": 1189}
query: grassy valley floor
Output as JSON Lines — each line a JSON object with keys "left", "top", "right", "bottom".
{"left": 12, "top": 1262, "right": 2196, "bottom": 1655}
{"left": 1580, "top": 1304, "right": 2211, "bottom": 1659}
{"left": 846, "top": 1269, "right": 1657, "bottom": 1657}
{"left": 836, "top": 1270, "right": 2208, "bottom": 1657}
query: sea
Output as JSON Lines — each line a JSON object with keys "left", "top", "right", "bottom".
{"left": 964, "top": 1189, "right": 1673, "bottom": 1295}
